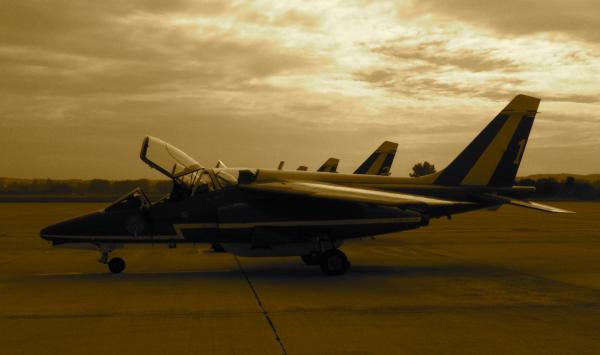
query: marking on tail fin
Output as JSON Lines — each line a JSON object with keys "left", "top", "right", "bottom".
{"left": 378, "top": 153, "right": 395, "bottom": 176}
{"left": 434, "top": 116, "right": 507, "bottom": 185}
{"left": 435, "top": 95, "right": 540, "bottom": 187}
{"left": 488, "top": 114, "right": 535, "bottom": 186}
{"left": 367, "top": 153, "right": 388, "bottom": 175}
{"left": 461, "top": 114, "right": 521, "bottom": 185}
{"left": 513, "top": 139, "right": 526, "bottom": 165}
{"left": 354, "top": 153, "right": 380, "bottom": 174}
{"left": 355, "top": 141, "right": 398, "bottom": 175}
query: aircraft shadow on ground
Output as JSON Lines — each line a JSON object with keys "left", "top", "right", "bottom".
{"left": 35, "top": 262, "right": 506, "bottom": 282}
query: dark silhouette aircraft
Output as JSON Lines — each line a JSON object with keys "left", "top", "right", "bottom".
{"left": 40, "top": 95, "right": 572, "bottom": 275}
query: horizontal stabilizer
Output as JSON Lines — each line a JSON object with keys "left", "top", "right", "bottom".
{"left": 481, "top": 193, "right": 574, "bottom": 213}
{"left": 507, "top": 199, "right": 574, "bottom": 213}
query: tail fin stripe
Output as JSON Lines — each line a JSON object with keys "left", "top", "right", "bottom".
{"left": 460, "top": 114, "right": 522, "bottom": 185}
{"left": 488, "top": 115, "right": 535, "bottom": 186}
{"left": 379, "top": 153, "right": 395, "bottom": 175}
{"left": 433, "top": 94, "right": 540, "bottom": 187}
{"left": 354, "top": 153, "right": 380, "bottom": 174}
{"left": 434, "top": 115, "right": 508, "bottom": 185}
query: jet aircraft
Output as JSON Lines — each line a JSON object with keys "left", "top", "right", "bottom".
{"left": 306, "top": 140, "right": 399, "bottom": 175}
{"left": 40, "top": 95, "right": 572, "bottom": 275}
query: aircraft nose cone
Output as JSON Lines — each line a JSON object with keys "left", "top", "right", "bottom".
{"left": 40, "top": 212, "right": 104, "bottom": 241}
{"left": 40, "top": 221, "right": 67, "bottom": 241}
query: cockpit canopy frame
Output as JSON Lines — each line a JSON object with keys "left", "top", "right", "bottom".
{"left": 140, "top": 136, "right": 204, "bottom": 186}
{"left": 139, "top": 136, "right": 242, "bottom": 198}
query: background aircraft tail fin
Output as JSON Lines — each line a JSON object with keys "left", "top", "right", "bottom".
{"left": 433, "top": 94, "right": 540, "bottom": 187}
{"left": 318, "top": 158, "right": 339, "bottom": 173}
{"left": 354, "top": 141, "right": 398, "bottom": 176}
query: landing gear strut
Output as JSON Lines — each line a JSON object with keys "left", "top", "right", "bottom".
{"left": 211, "top": 243, "right": 226, "bottom": 252}
{"left": 319, "top": 249, "right": 350, "bottom": 276}
{"left": 301, "top": 254, "right": 320, "bottom": 265}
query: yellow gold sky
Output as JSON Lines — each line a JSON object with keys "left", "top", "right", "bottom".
{"left": 1, "top": 0, "right": 599, "bottom": 179}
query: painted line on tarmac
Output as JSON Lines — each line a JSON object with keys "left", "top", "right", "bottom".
{"left": 234, "top": 256, "right": 288, "bottom": 355}
{"left": 35, "top": 272, "right": 83, "bottom": 276}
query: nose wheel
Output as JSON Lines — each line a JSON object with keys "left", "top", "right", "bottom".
{"left": 319, "top": 249, "right": 350, "bottom": 275}
{"left": 108, "top": 257, "right": 126, "bottom": 274}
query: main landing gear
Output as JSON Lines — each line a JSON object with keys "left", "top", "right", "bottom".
{"left": 301, "top": 249, "right": 351, "bottom": 275}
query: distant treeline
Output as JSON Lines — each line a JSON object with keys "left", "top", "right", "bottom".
{"left": 516, "top": 176, "right": 600, "bottom": 200}
{"left": 0, "top": 178, "right": 171, "bottom": 201}
{"left": 0, "top": 176, "right": 599, "bottom": 201}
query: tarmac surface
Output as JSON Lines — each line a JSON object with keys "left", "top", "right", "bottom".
{"left": 0, "top": 202, "right": 599, "bottom": 354}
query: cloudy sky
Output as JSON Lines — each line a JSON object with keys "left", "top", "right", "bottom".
{"left": 1, "top": 0, "right": 599, "bottom": 179}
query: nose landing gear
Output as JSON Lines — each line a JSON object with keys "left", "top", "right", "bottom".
{"left": 97, "top": 244, "right": 126, "bottom": 274}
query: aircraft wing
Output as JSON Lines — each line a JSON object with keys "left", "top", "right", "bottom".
{"left": 240, "top": 180, "right": 465, "bottom": 207}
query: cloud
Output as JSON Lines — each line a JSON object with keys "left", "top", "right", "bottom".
{"left": 0, "top": 0, "right": 598, "bottom": 178}
{"left": 405, "top": 0, "right": 600, "bottom": 43}
{"left": 373, "top": 38, "right": 522, "bottom": 73}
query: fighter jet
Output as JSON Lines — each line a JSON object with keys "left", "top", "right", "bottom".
{"left": 40, "top": 95, "right": 572, "bottom": 276}
{"left": 222, "top": 145, "right": 394, "bottom": 251}
{"left": 311, "top": 140, "right": 398, "bottom": 175}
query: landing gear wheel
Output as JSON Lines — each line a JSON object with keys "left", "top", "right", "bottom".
{"left": 319, "top": 249, "right": 350, "bottom": 275}
{"left": 301, "top": 254, "right": 319, "bottom": 265}
{"left": 211, "top": 243, "right": 226, "bottom": 252}
{"left": 108, "top": 257, "right": 126, "bottom": 274}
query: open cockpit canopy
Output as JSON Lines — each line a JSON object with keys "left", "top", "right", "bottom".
{"left": 140, "top": 136, "right": 203, "bottom": 184}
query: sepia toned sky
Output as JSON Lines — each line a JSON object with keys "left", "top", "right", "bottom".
{"left": 1, "top": 0, "right": 599, "bottom": 179}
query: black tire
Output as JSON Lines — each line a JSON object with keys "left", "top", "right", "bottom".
{"left": 211, "top": 243, "right": 226, "bottom": 252}
{"left": 108, "top": 257, "right": 126, "bottom": 274}
{"left": 301, "top": 254, "right": 320, "bottom": 265}
{"left": 319, "top": 249, "right": 350, "bottom": 276}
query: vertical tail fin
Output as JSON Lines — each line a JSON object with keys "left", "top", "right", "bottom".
{"left": 318, "top": 158, "right": 339, "bottom": 173}
{"left": 434, "top": 94, "right": 540, "bottom": 187}
{"left": 354, "top": 141, "right": 398, "bottom": 176}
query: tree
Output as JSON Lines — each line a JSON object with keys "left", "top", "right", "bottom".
{"left": 565, "top": 176, "right": 575, "bottom": 190}
{"left": 410, "top": 161, "right": 436, "bottom": 177}
{"left": 87, "top": 179, "right": 111, "bottom": 194}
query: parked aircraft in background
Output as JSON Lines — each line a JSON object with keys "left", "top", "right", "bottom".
{"left": 302, "top": 140, "right": 398, "bottom": 175}
{"left": 354, "top": 141, "right": 397, "bottom": 176}
{"left": 317, "top": 158, "right": 339, "bottom": 173}
{"left": 41, "top": 95, "right": 572, "bottom": 275}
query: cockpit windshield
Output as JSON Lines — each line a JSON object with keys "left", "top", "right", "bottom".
{"left": 140, "top": 136, "right": 203, "bottom": 182}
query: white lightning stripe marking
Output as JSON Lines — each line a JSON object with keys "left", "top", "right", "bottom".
{"left": 45, "top": 217, "right": 422, "bottom": 241}
{"left": 44, "top": 235, "right": 184, "bottom": 240}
